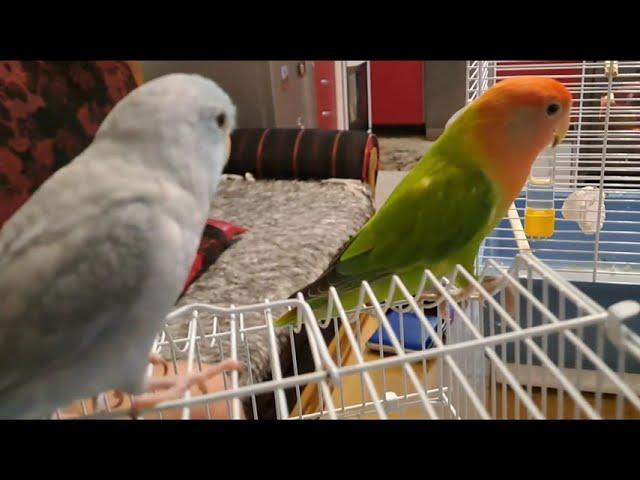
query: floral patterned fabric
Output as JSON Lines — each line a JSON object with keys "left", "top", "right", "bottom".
{"left": 0, "top": 61, "right": 138, "bottom": 229}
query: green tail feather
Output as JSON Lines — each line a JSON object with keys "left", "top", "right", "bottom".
{"left": 273, "top": 308, "right": 299, "bottom": 327}
{"left": 273, "top": 266, "right": 443, "bottom": 328}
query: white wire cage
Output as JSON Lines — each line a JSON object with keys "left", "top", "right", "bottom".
{"left": 469, "top": 61, "right": 640, "bottom": 285}
{"left": 60, "top": 253, "right": 640, "bottom": 420}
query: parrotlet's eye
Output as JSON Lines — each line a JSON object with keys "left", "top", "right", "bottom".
{"left": 546, "top": 103, "right": 561, "bottom": 117}
{"left": 216, "top": 113, "right": 226, "bottom": 128}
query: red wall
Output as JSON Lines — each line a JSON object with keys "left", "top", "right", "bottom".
{"left": 313, "top": 61, "right": 338, "bottom": 129}
{"left": 371, "top": 61, "right": 424, "bottom": 126}
{"left": 368, "top": 61, "right": 578, "bottom": 128}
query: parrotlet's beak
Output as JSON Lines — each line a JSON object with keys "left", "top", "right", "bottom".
{"left": 225, "top": 134, "right": 232, "bottom": 164}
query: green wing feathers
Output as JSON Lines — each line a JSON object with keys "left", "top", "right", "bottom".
{"left": 275, "top": 153, "right": 498, "bottom": 327}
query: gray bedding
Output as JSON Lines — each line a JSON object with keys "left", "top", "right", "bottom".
{"left": 165, "top": 175, "right": 374, "bottom": 384}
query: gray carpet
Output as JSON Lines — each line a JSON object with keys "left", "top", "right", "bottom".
{"left": 165, "top": 175, "right": 374, "bottom": 384}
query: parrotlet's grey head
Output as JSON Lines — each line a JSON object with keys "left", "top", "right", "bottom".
{"left": 86, "top": 73, "right": 237, "bottom": 205}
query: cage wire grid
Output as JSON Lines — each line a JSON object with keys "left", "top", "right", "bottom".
{"left": 61, "top": 253, "right": 640, "bottom": 420}
{"left": 469, "top": 61, "right": 640, "bottom": 284}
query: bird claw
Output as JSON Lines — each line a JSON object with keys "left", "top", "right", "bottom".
{"left": 148, "top": 352, "right": 169, "bottom": 376}
{"left": 417, "top": 277, "right": 515, "bottom": 322}
{"left": 127, "top": 358, "right": 244, "bottom": 419}
{"left": 92, "top": 352, "right": 169, "bottom": 412}
{"left": 112, "top": 390, "right": 126, "bottom": 409}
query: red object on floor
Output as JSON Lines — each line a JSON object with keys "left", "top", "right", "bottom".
{"left": 370, "top": 61, "right": 424, "bottom": 126}
{"left": 182, "top": 220, "right": 247, "bottom": 295}
{"left": 313, "top": 61, "right": 338, "bottom": 129}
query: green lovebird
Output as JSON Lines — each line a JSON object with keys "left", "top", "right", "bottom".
{"left": 275, "top": 76, "right": 572, "bottom": 327}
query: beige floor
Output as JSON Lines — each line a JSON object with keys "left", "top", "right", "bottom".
{"left": 377, "top": 136, "right": 432, "bottom": 172}
{"left": 492, "top": 387, "right": 640, "bottom": 420}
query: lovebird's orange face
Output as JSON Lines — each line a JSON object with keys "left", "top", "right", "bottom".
{"left": 472, "top": 76, "right": 573, "bottom": 202}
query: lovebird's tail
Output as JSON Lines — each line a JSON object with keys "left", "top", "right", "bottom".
{"left": 273, "top": 268, "right": 432, "bottom": 328}
{"left": 273, "top": 294, "right": 348, "bottom": 328}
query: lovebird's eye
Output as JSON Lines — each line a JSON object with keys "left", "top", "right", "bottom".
{"left": 546, "top": 103, "right": 561, "bottom": 117}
